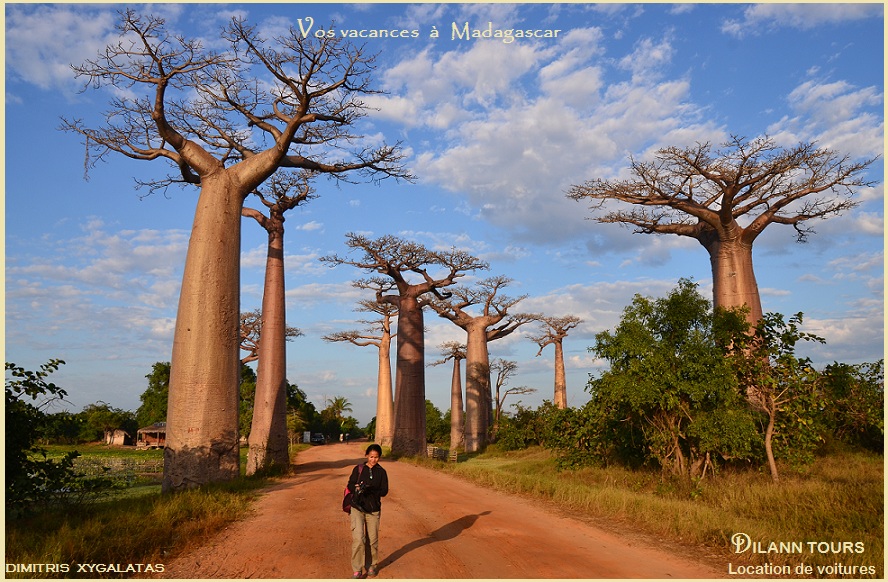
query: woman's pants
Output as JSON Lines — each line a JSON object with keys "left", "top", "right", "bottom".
{"left": 350, "top": 508, "right": 381, "bottom": 572}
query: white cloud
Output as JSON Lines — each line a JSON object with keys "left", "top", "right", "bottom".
{"left": 297, "top": 221, "right": 325, "bottom": 232}
{"left": 721, "top": 4, "right": 883, "bottom": 38}
{"left": 5, "top": 6, "right": 118, "bottom": 92}
{"left": 520, "top": 278, "right": 682, "bottom": 339}
{"left": 391, "top": 30, "right": 726, "bottom": 247}
{"left": 768, "top": 79, "right": 883, "bottom": 158}
{"left": 618, "top": 36, "right": 675, "bottom": 83}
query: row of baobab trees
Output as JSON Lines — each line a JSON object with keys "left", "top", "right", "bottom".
{"left": 64, "top": 11, "right": 876, "bottom": 491}
{"left": 318, "top": 237, "right": 583, "bottom": 455}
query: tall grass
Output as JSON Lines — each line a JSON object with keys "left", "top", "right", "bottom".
{"left": 5, "top": 445, "right": 311, "bottom": 578}
{"left": 5, "top": 479, "right": 267, "bottom": 579}
{"left": 408, "top": 447, "right": 883, "bottom": 576}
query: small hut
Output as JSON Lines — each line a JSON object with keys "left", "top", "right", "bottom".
{"left": 137, "top": 422, "right": 167, "bottom": 449}
{"left": 105, "top": 429, "right": 133, "bottom": 446}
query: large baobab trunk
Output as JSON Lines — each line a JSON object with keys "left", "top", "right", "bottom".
{"left": 392, "top": 294, "right": 427, "bottom": 456}
{"left": 703, "top": 235, "right": 763, "bottom": 324}
{"left": 449, "top": 356, "right": 465, "bottom": 452}
{"left": 376, "top": 329, "right": 395, "bottom": 448}
{"left": 246, "top": 218, "right": 290, "bottom": 475}
{"left": 164, "top": 178, "right": 243, "bottom": 492}
{"left": 464, "top": 324, "right": 491, "bottom": 452}
{"left": 553, "top": 341, "right": 567, "bottom": 409}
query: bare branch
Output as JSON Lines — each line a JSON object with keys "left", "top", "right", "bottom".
{"left": 568, "top": 135, "right": 877, "bottom": 245}
{"left": 61, "top": 10, "right": 412, "bottom": 197}
{"left": 240, "top": 309, "right": 303, "bottom": 364}
{"left": 529, "top": 315, "right": 583, "bottom": 356}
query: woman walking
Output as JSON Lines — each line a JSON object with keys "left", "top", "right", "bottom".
{"left": 347, "top": 443, "right": 389, "bottom": 578}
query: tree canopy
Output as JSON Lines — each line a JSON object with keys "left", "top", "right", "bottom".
{"left": 568, "top": 135, "right": 877, "bottom": 324}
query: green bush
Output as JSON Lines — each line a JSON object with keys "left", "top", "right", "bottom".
{"left": 6, "top": 360, "right": 82, "bottom": 514}
{"left": 819, "top": 360, "right": 884, "bottom": 452}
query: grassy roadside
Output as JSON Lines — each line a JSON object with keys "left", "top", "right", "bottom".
{"left": 400, "top": 446, "right": 884, "bottom": 577}
{"left": 5, "top": 444, "right": 311, "bottom": 579}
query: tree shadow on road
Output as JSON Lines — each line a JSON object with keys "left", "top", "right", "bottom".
{"left": 380, "top": 511, "right": 492, "bottom": 568}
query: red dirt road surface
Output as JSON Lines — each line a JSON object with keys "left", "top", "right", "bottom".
{"left": 160, "top": 442, "right": 724, "bottom": 578}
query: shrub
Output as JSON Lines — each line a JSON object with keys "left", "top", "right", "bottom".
{"left": 6, "top": 360, "right": 81, "bottom": 514}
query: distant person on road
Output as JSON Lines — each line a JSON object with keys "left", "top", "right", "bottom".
{"left": 346, "top": 443, "right": 389, "bottom": 579}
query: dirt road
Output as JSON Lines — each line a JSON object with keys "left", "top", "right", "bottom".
{"left": 160, "top": 442, "right": 724, "bottom": 578}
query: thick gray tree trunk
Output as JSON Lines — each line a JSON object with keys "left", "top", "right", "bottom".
{"left": 463, "top": 324, "right": 491, "bottom": 452}
{"left": 375, "top": 329, "right": 395, "bottom": 448}
{"left": 449, "top": 357, "right": 465, "bottom": 452}
{"left": 703, "top": 236, "right": 763, "bottom": 325}
{"left": 163, "top": 177, "right": 243, "bottom": 492}
{"left": 553, "top": 341, "right": 567, "bottom": 409}
{"left": 392, "top": 294, "right": 427, "bottom": 456}
{"left": 246, "top": 221, "right": 290, "bottom": 475}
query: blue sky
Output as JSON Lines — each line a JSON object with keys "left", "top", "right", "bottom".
{"left": 5, "top": 3, "right": 884, "bottom": 425}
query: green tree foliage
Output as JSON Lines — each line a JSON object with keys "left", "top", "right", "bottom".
{"left": 587, "top": 279, "right": 759, "bottom": 478}
{"left": 285, "top": 382, "right": 317, "bottom": 444}
{"left": 319, "top": 396, "right": 359, "bottom": 438}
{"left": 5, "top": 360, "right": 81, "bottom": 514}
{"left": 324, "top": 396, "right": 353, "bottom": 420}
{"left": 819, "top": 360, "right": 884, "bottom": 451}
{"left": 39, "top": 411, "right": 83, "bottom": 445}
{"left": 425, "top": 400, "right": 449, "bottom": 445}
{"left": 364, "top": 416, "right": 377, "bottom": 441}
{"left": 495, "top": 285, "right": 879, "bottom": 482}
{"left": 136, "top": 361, "right": 170, "bottom": 428}
{"left": 239, "top": 365, "right": 258, "bottom": 439}
{"left": 78, "top": 402, "right": 137, "bottom": 443}
{"left": 728, "top": 312, "right": 828, "bottom": 480}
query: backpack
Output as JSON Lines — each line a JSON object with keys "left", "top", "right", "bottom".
{"left": 341, "top": 464, "right": 364, "bottom": 514}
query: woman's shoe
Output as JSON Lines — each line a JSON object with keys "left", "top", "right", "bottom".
{"left": 352, "top": 571, "right": 364, "bottom": 579}
{"left": 367, "top": 566, "right": 378, "bottom": 578}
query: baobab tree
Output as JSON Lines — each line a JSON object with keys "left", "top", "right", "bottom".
{"left": 322, "top": 299, "right": 398, "bottom": 448}
{"left": 428, "top": 276, "right": 539, "bottom": 452}
{"left": 529, "top": 315, "right": 582, "bottom": 408}
{"left": 240, "top": 172, "right": 319, "bottom": 475}
{"left": 429, "top": 341, "right": 467, "bottom": 453}
{"left": 62, "top": 11, "right": 409, "bottom": 491}
{"left": 240, "top": 309, "right": 303, "bottom": 365}
{"left": 568, "top": 135, "right": 877, "bottom": 326}
{"left": 321, "top": 234, "right": 487, "bottom": 455}
{"left": 240, "top": 306, "right": 303, "bottom": 473}
{"left": 489, "top": 358, "right": 536, "bottom": 438}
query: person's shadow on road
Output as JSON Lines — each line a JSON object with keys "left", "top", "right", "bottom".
{"left": 379, "top": 511, "right": 492, "bottom": 568}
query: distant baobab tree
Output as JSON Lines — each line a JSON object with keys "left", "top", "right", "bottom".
{"left": 62, "top": 10, "right": 410, "bottom": 491}
{"left": 240, "top": 309, "right": 303, "bottom": 366}
{"left": 321, "top": 234, "right": 487, "bottom": 456}
{"left": 428, "top": 276, "right": 539, "bottom": 452}
{"left": 529, "top": 315, "right": 582, "bottom": 409}
{"left": 323, "top": 299, "right": 398, "bottom": 448}
{"left": 239, "top": 309, "right": 303, "bottom": 473}
{"left": 429, "top": 341, "right": 467, "bottom": 453}
{"left": 568, "top": 135, "right": 877, "bottom": 326}
{"left": 242, "top": 172, "right": 316, "bottom": 475}
{"left": 489, "top": 358, "right": 536, "bottom": 438}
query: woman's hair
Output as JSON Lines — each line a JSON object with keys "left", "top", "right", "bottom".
{"left": 365, "top": 443, "right": 382, "bottom": 456}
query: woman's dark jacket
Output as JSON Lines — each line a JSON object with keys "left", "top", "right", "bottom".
{"left": 347, "top": 462, "right": 388, "bottom": 513}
